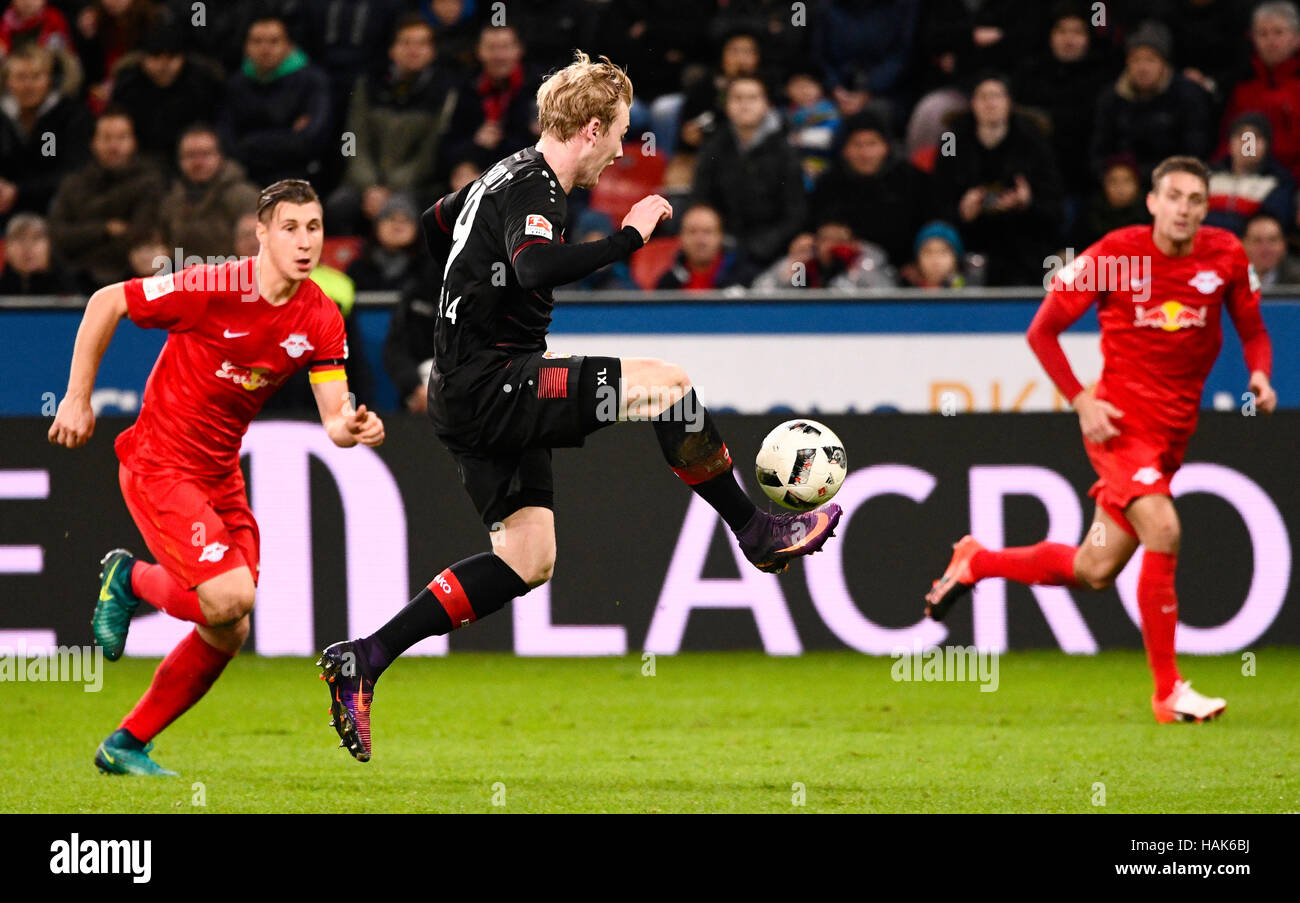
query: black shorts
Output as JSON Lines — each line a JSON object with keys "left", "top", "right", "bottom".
{"left": 439, "top": 352, "right": 621, "bottom": 527}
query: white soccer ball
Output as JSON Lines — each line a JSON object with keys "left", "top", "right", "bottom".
{"left": 754, "top": 419, "right": 847, "bottom": 511}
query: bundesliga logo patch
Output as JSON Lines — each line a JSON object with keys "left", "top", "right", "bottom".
{"left": 525, "top": 214, "right": 553, "bottom": 240}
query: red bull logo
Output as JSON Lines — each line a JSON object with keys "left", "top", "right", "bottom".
{"left": 215, "top": 360, "right": 284, "bottom": 391}
{"left": 1132, "top": 300, "right": 1208, "bottom": 331}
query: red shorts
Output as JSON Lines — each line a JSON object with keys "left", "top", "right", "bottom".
{"left": 1083, "top": 431, "right": 1188, "bottom": 537}
{"left": 118, "top": 464, "right": 260, "bottom": 590}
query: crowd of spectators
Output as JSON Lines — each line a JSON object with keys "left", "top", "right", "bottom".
{"left": 4, "top": 0, "right": 1300, "bottom": 404}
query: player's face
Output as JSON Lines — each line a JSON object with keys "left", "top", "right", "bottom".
{"left": 256, "top": 201, "right": 324, "bottom": 281}
{"left": 1146, "top": 171, "right": 1208, "bottom": 244}
{"left": 577, "top": 102, "right": 629, "bottom": 189}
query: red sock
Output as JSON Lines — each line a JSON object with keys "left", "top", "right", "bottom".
{"left": 1137, "top": 550, "right": 1182, "bottom": 698}
{"left": 131, "top": 561, "right": 208, "bottom": 625}
{"left": 970, "top": 542, "right": 1078, "bottom": 586}
{"left": 120, "top": 628, "right": 233, "bottom": 742}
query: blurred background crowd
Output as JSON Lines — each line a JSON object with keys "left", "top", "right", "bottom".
{"left": 4, "top": 1, "right": 1300, "bottom": 404}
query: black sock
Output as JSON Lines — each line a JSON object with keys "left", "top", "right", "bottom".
{"left": 363, "top": 553, "right": 529, "bottom": 677}
{"left": 653, "top": 388, "right": 757, "bottom": 532}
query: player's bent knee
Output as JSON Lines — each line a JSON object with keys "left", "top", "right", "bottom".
{"left": 199, "top": 585, "right": 256, "bottom": 626}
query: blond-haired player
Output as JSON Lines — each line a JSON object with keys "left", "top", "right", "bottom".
{"left": 318, "top": 51, "right": 840, "bottom": 762}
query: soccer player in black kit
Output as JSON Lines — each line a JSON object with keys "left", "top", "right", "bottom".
{"left": 318, "top": 52, "right": 842, "bottom": 762}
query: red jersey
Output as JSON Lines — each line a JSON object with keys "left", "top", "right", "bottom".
{"left": 115, "top": 258, "right": 348, "bottom": 478}
{"left": 1029, "top": 224, "right": 1272, "bottom": 443}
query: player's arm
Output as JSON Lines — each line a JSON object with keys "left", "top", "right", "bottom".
{"left": 312, "top": 377, "right": 385, "bottom": 448}
{"left": 421, "top": 186, "right": 469, "bottom": 261}
{"left": 512, "top": 195, "right": 670, "bottom": 289}
{"left": 1225, "top": 245, "right": 1277, "bottom": 413}
{"left": 1026, "top": 246, "right": 1121, "bottom": 442}
{"left": 47, "top": 282, "right": 129, "bottom": 448}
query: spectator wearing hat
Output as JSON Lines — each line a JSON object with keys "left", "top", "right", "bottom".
{"left": 1074, "top": 153, "right": 1150, "bottom": 248}
{"left": 692, "top": 75, "right": 807, "bottom": 266}
{"left": 1013, "top": 4, "right": 1116, "bottom": 199}
{"left": 159, "top": 123, "right": 259, "bottom": 261}
{"left": 0, "top": 43, "right": 93, "bottom": 228}
{"left": 901, "top": 220, "right": 966, "bottom": 288}
{"left": 1242, "top": 211, "right": 1300, "bottom": 285}
{"left": 1091, "top": 20, "right": 1213, "bottom": 184}
{"left": 217, "top": 13, "right": 331, "bottom": 185}
{"left": 809, "top": 109, "right": 930, "bottom": 268}
{"left": 930, "top": 73, "right": 1065, "bottom": 285}
{"left": 655, "top": 204, "right": 756, "bottom": 292}
{"left": 1219, "top": 1, "right": 1300, "bottom": 179}
{"left": 1205, "top": 112, "right": 1295, "bottom": 236}
{"left": 346, "top": 194, "right": 424, "bottom": 293}
{"left": 109, "top": 22, "right": 224, "bottom": 169}
{"left": 0, "top": 212, "right": 77, "bottom": 294}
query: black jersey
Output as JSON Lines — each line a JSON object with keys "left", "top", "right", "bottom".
{"left": 423, "top": 147, "right": 567, "bottom": 403}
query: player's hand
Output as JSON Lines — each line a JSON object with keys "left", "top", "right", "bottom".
{"left": 623, "top": 195, "right": 673, "bottom": 243}
{"left": 344, "top": 401, "right": 386, "bottom": 447}
{"left": 1074, "top": 388, "right": 1123, "bottom": 443}
{"left": 48, "top": 394, "right": 95, "bottom": 448}
{"left": 1249, "top": 370, "right": 1277, "bottom": 414}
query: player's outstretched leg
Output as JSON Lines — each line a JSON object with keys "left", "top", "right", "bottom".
{"left": 923, "top": 536, "right": 1081, "bottom": 621}
{"left": 623, "top": 358, "right": 841, "bottom": 573}
{"left": 925, "top": 507, "right": 1140, "bottom": 621}
{"left": 319, "top": 518, "right": 540, "bottom": 762}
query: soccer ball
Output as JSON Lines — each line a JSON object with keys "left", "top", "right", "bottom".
{"left": 754, "top": 419, "right": 847, "bottom": 511}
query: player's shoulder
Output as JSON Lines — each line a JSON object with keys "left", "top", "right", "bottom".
{"left": 1096, "top": 224, "right": 1152, "bottom": 253}
{"left": 494, "top": 147, "right": 559, "bottom": 197}
{"left": 300, "top": 273, "right": 347, "bottom": 323}
{"left": 1197, "top": 224, "right": 1246, "bottom": 256}
{"left": 162, "top": 257, "right": 252, "bottom": 300}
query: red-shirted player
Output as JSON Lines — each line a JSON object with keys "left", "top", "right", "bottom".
{"left": 924, "top": 156, "right": 1276, "bottom": 724}
{"left": 48, "top": 180, "right": 385, "bottom": 775}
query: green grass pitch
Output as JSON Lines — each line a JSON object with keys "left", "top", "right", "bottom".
{"left": 9, "top": 650, "right": 1299, "bottom": 813}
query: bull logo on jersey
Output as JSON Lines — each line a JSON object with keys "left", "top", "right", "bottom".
{"left": 1132, "top": 300, "right": 1208, "bottom": 331}
{"left": 1187, "top": 270, "right": 1224, "bottom": 294}
{"left": 215, "top": 360, "right": 284, "bottom": 391}
{"left": 279, "top": 333, "right": 314, "bottom": 358}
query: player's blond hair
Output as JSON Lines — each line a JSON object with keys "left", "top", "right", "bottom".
{"left": 536, "top": 51, "right": 633, "bottom": 141}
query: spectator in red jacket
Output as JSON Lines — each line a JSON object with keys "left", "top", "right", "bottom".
{"left": 655, "top": 204, "right": 757, "bottom": 291}
{"left": 1219, "top": 1, "right": 1300, "bottom": 179}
